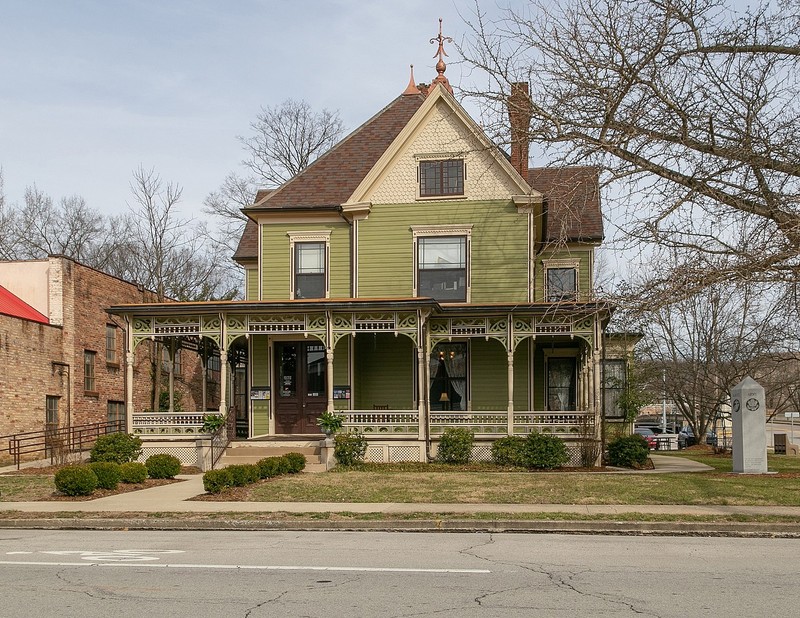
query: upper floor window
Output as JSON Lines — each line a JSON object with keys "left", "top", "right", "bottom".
{"left": 83, "top": 350, "right": 96, "bottom": 393}
{"left": 295, "top": 242, "right": 326, "bottom": 299}
{"left": 543, "top": 259, "right": 580, "bottom": 302}
{"left": 287, "top": 231, "right": 331, "bottom": 300}
{"left": 418, "top": 236, "right": 467, "bottom": 302}
{"left": 105, "top": 324, "right": 118, "bottom": 364}
{"left": 412, "top": 225, "right": 472, "bottom": 303}
{"left": 419, "top": 159, "right": 464, "bottom": 198}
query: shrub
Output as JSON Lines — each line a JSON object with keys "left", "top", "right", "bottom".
{"left": 334, "top": 432, "right": 368, "bottom": 466}
{"left": 145, "top": 454, "right": 182, "bottom": 479}
{"left": 437, "top": 428, "right": 474, "bottom": 465}
{"left": 523, "top": 433, "right": 569, "bottom": 469}
{"left": 257, "top": 457, "right": 283, "bottom": 479}
{"left": 491, "top": 436, "right": 527, "bottom": 467}
{"left": 88, "top": 461, "right": 121, "bottom": 490}
{"left": 608, "top": 434, "right": 650, "bottom": 468}
{"left": 90, "top": 433, "right": 143, "bottom": 464}
{"left": 203, "top": 468, "right": 232, "bottom": 494}
{"left": 54, "top": 465, "right": 98, "bottom": 496}
{"left": 226, "top": 464, "right": 260, "bottom": 487}
{"left": 283, "top": 452, "right": 307, "bottom": 473}
{"left": 118, "top": 462, "right": 148, "bottom": 484}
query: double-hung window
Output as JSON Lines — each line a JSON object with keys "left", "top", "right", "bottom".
{"left": 83, "top": 350, "right": 96, "bottom": 393}
{"left": 295, "top": 242, "right": 326, "bottom": 299}
{"left": 418, "top": 159, "right": 464, "bottom": 198}
{"left": 412, "top": 225, "right": 472, "bottom": 303}
{"left": 105, "top": 324, "right": 118, "bottom": 364}
{"left": 288, "top": 231, "right": 331, "bottom": 299}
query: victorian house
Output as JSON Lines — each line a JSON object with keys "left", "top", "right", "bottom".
{"left": 110, "top": 31, "right": 616, "bottom": 465}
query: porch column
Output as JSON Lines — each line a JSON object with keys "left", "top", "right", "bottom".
{"left": 326, "top": 311, "right": 334, "bottom": 413}
{"left": 507, "top": 350, "right": 514, "bottom": 435}
{"left": 417, "top": 346, "right": 426, "bottom": 439}
{"left": 219, "top": 314, "right": 227, "bottom": 416}
{"left": 124, "top": 316, "right": 134, "bottom": 433}
{"left": 200, "top": 342, "right": 207, "bottom": 413}
{"left": 592, "top": 348, "right": 602, "bottom": 440}
{"left": 168, "top": 339, "right": 175, "bottom": 412}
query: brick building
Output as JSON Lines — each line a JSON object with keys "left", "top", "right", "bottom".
{"left": 0, "top": 256, "right": 213, "bottom": 439}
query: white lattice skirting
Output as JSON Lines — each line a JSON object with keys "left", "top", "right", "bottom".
{"left": 365, "top": 443, "right": 425, "bottom": 463}
{"left": 139, "top": 444, "right": 199, "bottom": 466}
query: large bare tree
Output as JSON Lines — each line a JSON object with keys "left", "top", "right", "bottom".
{"left": 461, "top": 0, "right": 800, "bottom": 304}
{"left": 203, "top": 99, "right": 345, "bottom": 267}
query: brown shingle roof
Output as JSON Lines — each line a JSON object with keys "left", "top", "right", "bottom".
{"left": 252, "top": 94, "right": 425, "bottom": 210}
{"left": 528, "top": 166, "right": 603, "bottom": 242}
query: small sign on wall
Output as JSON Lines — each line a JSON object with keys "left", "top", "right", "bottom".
{"left": 333, "top": 385, "right": 351, "bottom": 400}
{"left": 250, "top": 387, "right": 270, "bottom": 400}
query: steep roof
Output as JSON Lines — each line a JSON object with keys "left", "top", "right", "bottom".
{"left": 250, "top": 94, "right": 425, "bottom": 211}
{"left": 0, "top": 284, "right": 49, "bottom": 324}
{"left": 528, "top": 166, "right": 603, "bottom": 242}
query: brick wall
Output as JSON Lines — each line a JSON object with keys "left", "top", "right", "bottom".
{"left": 0, "top": 257, "right": 218, "bottom": 439}
{"left": 0, "top": 315, "right": 64, "bottom": 435}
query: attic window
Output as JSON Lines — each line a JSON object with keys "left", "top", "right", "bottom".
{"left": 419, "top": 159, "right": 464, "bottom": 198}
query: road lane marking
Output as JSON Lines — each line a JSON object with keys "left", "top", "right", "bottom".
{"left": 38, "top": 550, "right": 185, "bottom": 562}
{"left": 0, "top": 560, "right": 489, "bottom": 574}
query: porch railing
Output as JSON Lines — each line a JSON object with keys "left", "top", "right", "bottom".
{"left": 342, "top": 410, "right": 419, "bottom": 435}
{"left": 1, "top": 420, "right": 125, "bottom": 469}
{"left": 430, "top": 410, "right": 593, "bottom": 436}
{"left": 132, "top": 412, "right": 207, "bottom": 436}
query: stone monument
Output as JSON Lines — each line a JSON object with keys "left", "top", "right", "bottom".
{"left": 731, "top": 376, "right": 767, "bottom": 474}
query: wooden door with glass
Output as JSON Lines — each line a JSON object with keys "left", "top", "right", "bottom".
{"left": 274, "top": 341, "right": 327, "bottom": 434}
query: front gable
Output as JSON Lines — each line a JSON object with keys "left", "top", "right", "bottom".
{"left": 346, "top": 85, "right": 540, "bottom": 207}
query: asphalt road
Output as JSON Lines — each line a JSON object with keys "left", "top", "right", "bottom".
{"left": 0, "top": 529, "right": 797, "bottom": 617}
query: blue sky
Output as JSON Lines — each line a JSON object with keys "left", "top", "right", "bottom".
{"left": 0, "top": 0, "right": 501, "bottom": 216}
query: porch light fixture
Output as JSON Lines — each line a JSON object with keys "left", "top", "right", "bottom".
{"left": 439, "top": 392, "right": 449, "bottom": 403}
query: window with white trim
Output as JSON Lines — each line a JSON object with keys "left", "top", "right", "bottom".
{"left": 412, "top": 225, "right": 472, "bottom": 302}
{"left": 287, "top": 231, "right": 331, "bottom": 299}
{"left": 547, "top": 356, "right": 577, "bottom": 411}
{"left": 543, "top": 259, "right": 580, "bottom": 302}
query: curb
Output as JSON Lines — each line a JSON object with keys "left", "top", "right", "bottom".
{"left": 2, "top": 518, "right": 800, "bottom": 537}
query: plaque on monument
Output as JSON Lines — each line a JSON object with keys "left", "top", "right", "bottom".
{"left": 731, "top": 376, "right": 767, "bottom": 474}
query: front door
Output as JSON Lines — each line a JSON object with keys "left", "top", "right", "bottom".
{"left": 274, "top": 341, "right": 327, "bottom": 434}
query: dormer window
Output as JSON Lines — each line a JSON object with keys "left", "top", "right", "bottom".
{"left": 419, "top": 159, "right": 464, "bottom": 197}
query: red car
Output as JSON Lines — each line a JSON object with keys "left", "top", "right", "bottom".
{"left": 633, "top": 427, "right": 657, "bottom": 449}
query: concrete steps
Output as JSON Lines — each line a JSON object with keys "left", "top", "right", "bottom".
{"left": 218, "top": 440, "right": 327, "bottom": 472}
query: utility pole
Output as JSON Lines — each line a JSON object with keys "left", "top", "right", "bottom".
{"left": 662, "top": 368, "right": 667, "bottom": 433}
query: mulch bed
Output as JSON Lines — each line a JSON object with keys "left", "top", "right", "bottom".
{"left": 42, "top": 478, "right": 180, "bottom": 501}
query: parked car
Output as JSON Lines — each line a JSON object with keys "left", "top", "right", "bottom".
{"left": 633, "top": 426, "right": 658, "bottom": 449}
{"left": 678, "top": 427, "right": 718, "bottom": 449}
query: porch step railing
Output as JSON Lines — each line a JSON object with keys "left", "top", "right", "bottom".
{"left": 1, "top": 420, "right": 125, "bottom": 469}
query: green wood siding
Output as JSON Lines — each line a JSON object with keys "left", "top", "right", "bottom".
{"left": 333, "top": 337, "right": 350, "bottom": 411}
{"left": 513, "top": 339, "right": 530, "bottom": 410}
{"left": 261, "top": 222, "right": 350, "bottom": 300}
{"left": 245, "top": 268, "right": 258, "bottom": 300}
{"left": 354, "top": 334, "right": 414, "bottom": 409}
{"left": 470, "top": 339, "right": 507, "bottom": 410}
{"left": 251, "top": 335, "right": 269, "bottom": 435}
{"left": 358, "top": 201, "right": 529, "bottom": 302}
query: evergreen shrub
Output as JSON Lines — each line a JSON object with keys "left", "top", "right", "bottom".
{"left": 257, "top": 457, "right": 283, "bottom": 479}
{"left": 333, "top": 432, "right": 368, "bottom": 466}
{"left": 523, "top": 433, "right": 569, "bottom": 469}
{"left": 491, "top": 436, "right": 527, "bottom": 467}
{"left": 608, "top": 434, "right": 650, "bottom": 468}
{"left": 145, "top": 453, "right": 181, "bottom": 479}
{"left": 54, "top": 465, "right": 98, "bottom": 496}
{"left": 88, "top": 461, "right": 121, "bottom": 490}
{"left": 202, "top": 468, "right": 232, "bottom": 494}
{"left": 437, "top": 428, "right": 474, "bottom": 465}
{"left": 118, "top": 462, "right": 148, "bottom": 484}
{"left": 226, "top": 464, "right": 259, "bottom": 487}
{"left": 283, "top": 452, "right": 307, "bottom": 473}
{"left": 89, "top": 433, "right": 143, "bottom": 464}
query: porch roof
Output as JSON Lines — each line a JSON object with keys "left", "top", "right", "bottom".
{"left": 108, "top": 297, "right": 441, "bottom": 317}
{"left": 437, "top": 300, "right": 613, "bottom": 318}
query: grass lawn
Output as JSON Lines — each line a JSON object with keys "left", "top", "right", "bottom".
{"left": 0, "top": 475, "right": 57, "bottom": 501}
{"left": 243, "top": 454, "right": 800, "bottom": 506}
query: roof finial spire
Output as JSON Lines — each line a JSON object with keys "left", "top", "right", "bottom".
{"left": 430, "top": 17, "right": 454, "bottom": 94}
{"left": 402, "top": 64, "right": 421, "bottom": 95}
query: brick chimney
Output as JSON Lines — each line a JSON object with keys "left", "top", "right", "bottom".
{"left": 508, "top": 82, "right": 532, "bottom": 178}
